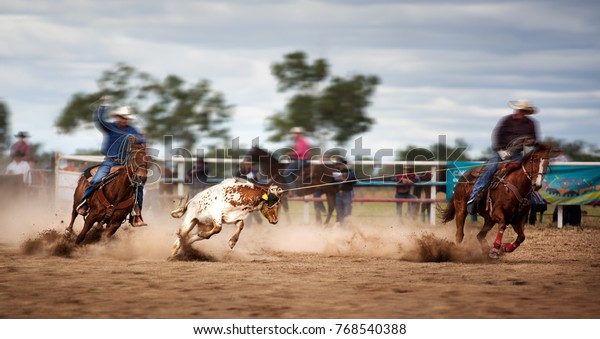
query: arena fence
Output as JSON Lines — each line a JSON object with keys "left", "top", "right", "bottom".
{"left": 52, "top": 154, "right": 599, "bottom": 227}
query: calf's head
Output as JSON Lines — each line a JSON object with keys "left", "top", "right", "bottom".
{"left": 259, "top": 185, "right": 284, "bottom": 224}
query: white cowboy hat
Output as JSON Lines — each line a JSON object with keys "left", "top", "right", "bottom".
{"left": 14, "top": 131, "right": 29, "bottom": 138}
{"left": 290, "top": 126, "right": 305, "bottom": 134}
{"left": 111, "top": 106, "right": 136, "bottom": 120}
{"left": 508, "top": 99, "right": 537, "bottom": 113}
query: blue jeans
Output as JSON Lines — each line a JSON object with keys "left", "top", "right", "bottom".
{"left": 81, "top": 158, "right": 144, "bottom": 210}
{"left": 469, "top": 152, "right": 522, "bottom": 201}
{"left": 336, "top": 190, "right": 353, "bottom": 224}
{"left": 313, "top": 190, "right": 326, "bottom": 221}
{"left": 396, "top": 193, "right": 418, "bottom": 219}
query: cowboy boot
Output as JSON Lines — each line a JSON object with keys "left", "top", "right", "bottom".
{"left": 131, "top": 205, "right": 148, "bottom": 227}
{"left": 76, "top": 199, "right": 89, "bottom": 216}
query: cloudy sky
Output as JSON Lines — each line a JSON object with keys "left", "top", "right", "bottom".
{"left": 1, "top": 0, "right": 599, "bottom": 160}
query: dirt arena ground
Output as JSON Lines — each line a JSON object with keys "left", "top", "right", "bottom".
{"left": 1, "top": 202, "right": 599, "bottom": 319}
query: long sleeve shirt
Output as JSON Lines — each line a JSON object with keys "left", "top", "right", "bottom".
{"left": 10, "top": 141, "right": 31, "bottom": 161}
{"left": 291, "top": 135, "right": 311, "bottom": 160}
{"left": 492, "top": 114, "right": 538, "bottom": 151}
{"left": 94, "top": 104, "right": 146, "bottom": 161}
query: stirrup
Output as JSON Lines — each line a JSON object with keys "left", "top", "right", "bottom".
{"left": 466, "top": 198, "right": 477, "bottom": 215}
{"left": 131, "top": 216, "right": 148, "bottom": 227}
{"left": 76, "top": 200, "right": 88, "bottom": 216}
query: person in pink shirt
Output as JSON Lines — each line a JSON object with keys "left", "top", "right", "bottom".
{"left": 10, "top": 131, "right": 32, "bottom": 161}
{"left": 285, "top": 127, "right": 311, "bottom": 186}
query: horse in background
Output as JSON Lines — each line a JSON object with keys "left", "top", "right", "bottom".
{"left": 65, "top": 142, "right": 149, "bottom": 244}
{"left": 245, "top": 146, "right": 338, "bottom": 224}
{"left": 440, "top": 142, "right": 554, "bottom": 258}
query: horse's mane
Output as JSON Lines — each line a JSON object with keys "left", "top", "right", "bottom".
{"left": 521, "top": 142, "right": 552, "bottom": 163}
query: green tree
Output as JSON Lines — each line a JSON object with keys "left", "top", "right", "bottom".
{"left": 544, "top": 137, "right": 600, "bottom": 162}
{"left": 55, "top": 63, "right": 233, "bottom": 151}
{"left": 480, "top": 138, "right": 600, "bottom": 162}
{"left": 0, "top": 100, "right": 10, "bottom": 158}
{"left": 268, "top": 51, "right": 379, "bottom": 146}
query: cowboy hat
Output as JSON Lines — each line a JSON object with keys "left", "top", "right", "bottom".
{"left": 508, "top": 99, "right": 537, "bottom": 113}
{"left": 290, "top": 126, "right": 305, "bottom": 134}
{"left": 111, "top": 106, "right": 136, "bottom": 120}
{"left": 14, "top": 131, "right": 29, "bottom": 138}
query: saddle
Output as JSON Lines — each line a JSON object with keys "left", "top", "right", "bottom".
{"left": 83, "top": 165, "right": 124, "bottom": 183}
{"left": 81, "top": 164, "right": 136, "bottom": 220}
{"left": 468, "top": 160, "right": 521, "bottom": 180}
{"left": 469, "top": 160, "right": 529, "bottom": 215}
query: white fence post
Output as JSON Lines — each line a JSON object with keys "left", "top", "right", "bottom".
{"left": 557, "top": 205, "right": 564, "bottom": 229}
{"left": 429, "top": 164, "right": 437, "bottom": 225}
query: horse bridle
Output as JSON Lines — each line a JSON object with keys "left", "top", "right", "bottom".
{"left": 521, "top": 151, "right": 548, "bottom": 190}
{"left": 124, "top": 147, "right": 148, "bottom": 186}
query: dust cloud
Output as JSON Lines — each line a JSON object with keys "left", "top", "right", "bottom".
{"left": 2, "top": 193, "right": 489, "bottom": 263}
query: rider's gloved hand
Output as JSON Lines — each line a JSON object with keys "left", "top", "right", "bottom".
{"left": 498, "top": 149, "right": 512, "bottom": 160}
{"left": 99, "top": 95, "right": 112, "bottom": 105}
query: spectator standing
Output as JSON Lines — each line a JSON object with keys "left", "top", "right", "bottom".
{"left": 333, "top": 158, "right": 356, "bottom": 226}
{"left": 528, "top": 191, "right": 547, "bottom": 225}
{"left": 412, "top": 170, "right": 433, "bottom": 222}
{"left": 5, "top": 151, "right": 31, "bottom": 184}
{"left": 394, "top": 165, "right": 419, "bottom": 221}
{"left": 313, "top": 190, "right": 327, "bottom": 224}
{"left": 10, "top": 131, "right": 32, "bottom": 161}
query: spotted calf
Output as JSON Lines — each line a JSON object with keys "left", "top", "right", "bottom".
{"left": 170, "top": 178, "right": 284, "bottom": 256}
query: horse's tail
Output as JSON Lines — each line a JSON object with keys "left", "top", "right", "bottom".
{"left": 439, "top": 196, "right": 456, "bottom": 223}
{"left": 170, "top": 194, "right": 190, "bottom": 218}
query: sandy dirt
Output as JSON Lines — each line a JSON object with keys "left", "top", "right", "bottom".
{"left": 1, "top": 202, "right": 599, "bottom": 319}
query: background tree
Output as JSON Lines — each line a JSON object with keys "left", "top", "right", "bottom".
{"left": 479, "top": 137, "right": 600, "bottom": 162}
{"left": 544, "top": 137, "right": 600, "bottom": 162}
{"left": 55, "top": 63, "right": 233, "bottom": 152}
{"left": 267, "top": 51, "right": 379, "bottom": 148}
{"left": 0, "top": 101, "right": 10, "bottom": 159}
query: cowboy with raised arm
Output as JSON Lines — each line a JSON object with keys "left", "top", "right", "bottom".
{"left": 467, "top": 99, "right": 539, "bottom": 215}
{"left": 76, "top": 96, "right": 148, "bottom": 227}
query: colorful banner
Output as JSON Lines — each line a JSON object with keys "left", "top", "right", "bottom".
{"left": 540, "top": 165, "right": 600, "bottom": 206}
{"left": 446, "top": 162, "right": 600, "bottom": 206}
{"left": 446, "top": 161, "right": 483, "bottom": 200}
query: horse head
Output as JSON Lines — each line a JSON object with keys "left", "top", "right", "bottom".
{"left": 126, "top": 143, "right": 149, "bottom": 185}
{"left": 522, "top": 142, "right": 554, "bottom": 190}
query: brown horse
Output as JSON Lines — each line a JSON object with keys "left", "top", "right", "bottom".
{"left": 440, "top": 142, "right": 553, "bottom": 258}
{"left": 65, "top": 142, "right": 149, "bottom": 244}
{"left": 246, "top": 146, "right": 338, "bottom": 224}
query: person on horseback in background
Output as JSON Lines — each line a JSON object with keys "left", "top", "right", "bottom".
{"left": 284, "top": 126, "right": 311, "bottom": 187}
{"left": 76, "top": 96, "right": 148, "bottom": 227}
{"left": 467, "top": 99, "right": 539, "bottom": 215}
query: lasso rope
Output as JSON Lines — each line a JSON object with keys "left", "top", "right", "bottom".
{"left": 280, "top": 155, "right": 533, "bottom": 193}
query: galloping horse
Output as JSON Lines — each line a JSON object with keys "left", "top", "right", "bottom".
{"left": 440, "top": 142, "right": 553, "bottom": 258}
{"left": 246, "top": 146, "right": 338, "bottom": 224}
{"left": 65, "top": 140, "right": 148, "bottom": 244}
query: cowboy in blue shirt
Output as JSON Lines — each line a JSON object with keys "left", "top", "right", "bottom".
{"left": 76, "top": 96, "right": 148, "bottom": 227}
